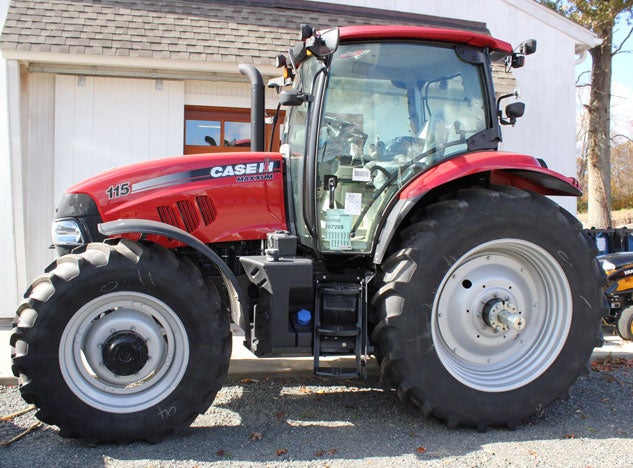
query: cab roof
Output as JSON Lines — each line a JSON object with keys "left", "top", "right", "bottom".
{"left": 337, "top": 25, "right": 513, "bottom": 55}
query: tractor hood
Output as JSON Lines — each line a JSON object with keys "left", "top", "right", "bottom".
{"left": 59, "top": 152, "right": 287, "bottom": 244}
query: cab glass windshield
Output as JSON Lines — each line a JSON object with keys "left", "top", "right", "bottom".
{"left": 316, "top": 42, "right": 488, "bottom": 253}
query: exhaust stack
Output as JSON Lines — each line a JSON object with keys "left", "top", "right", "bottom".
{"left": 238, "top": 63, "right": 265, "bottom": 152}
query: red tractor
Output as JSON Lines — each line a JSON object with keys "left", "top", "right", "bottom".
{"left": 11, "top": 25, "right": 605, "bottom": 442}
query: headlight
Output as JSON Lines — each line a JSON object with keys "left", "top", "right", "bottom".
{"left": 51, "top": 219, "right": 84, "bottom": 247}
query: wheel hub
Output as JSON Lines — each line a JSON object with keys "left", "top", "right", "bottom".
{"left": 61, "top": 293, "right": 190, "bottom": 413}
{"left": 432, "top": 239, "right": 572, "bottom": 392}
{"left": 482, "top": 299, "right": 526, "bottom": 332}
{"left": 102, "top": 331, "right": 149, "bottom": 376}
{"left": 82, "top": 307, "right": 170, "bottom": 386}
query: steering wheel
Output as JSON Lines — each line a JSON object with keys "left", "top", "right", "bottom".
{"left": 323, "top": 115, "right": 368, "bottom": 142}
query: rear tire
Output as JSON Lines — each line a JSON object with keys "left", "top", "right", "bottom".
{"left": 616, "top": 306, "right": 633, "bottom": 341}
{"left": 372, "top": 187, "right": 605, "bottom": 429}
{"left": 11, "top": 239, "right": 231, "bottom": 443}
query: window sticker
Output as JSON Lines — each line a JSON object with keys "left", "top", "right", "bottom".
{"left": 325, "top": 209, "right": 353, "bottom": 251}
{"left": 352, "top": 167, "right": 372, "bottom": 182}
{"left": 344, "top": 192, "right": 362, "bottom": 216}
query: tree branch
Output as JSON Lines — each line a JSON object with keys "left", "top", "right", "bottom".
{"left": 575, "top": 70, "right": 591, "bottom": 85}
{"left": 611, "top": 134, "right": 633, "bottom": 144}
{"left": 612, "top": 25, "right": 633, "bottom": 56}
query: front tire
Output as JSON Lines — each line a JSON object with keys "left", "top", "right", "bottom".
{"left": 11, "top": 239, "right": 231, "bottom": 442}
{"left": 372, "top": 187, "right": 605, "bottom": 429}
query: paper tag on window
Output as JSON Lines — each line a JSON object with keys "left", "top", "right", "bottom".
{"left": 352, "top": 167, "right": 372, "bottom": 182}
{"left": 325, "top": 209, "right": 353, "bottom": 251}
{"left": 344, "top": 192, "right": 362, "bottom": 215}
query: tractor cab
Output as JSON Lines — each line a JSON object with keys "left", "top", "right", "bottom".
{"left": 275, "top": 26, "right": 519, "bottom": 255}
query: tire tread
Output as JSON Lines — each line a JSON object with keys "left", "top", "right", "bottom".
{"left": 371, "top": 187, "right": 605, "bottom": 429}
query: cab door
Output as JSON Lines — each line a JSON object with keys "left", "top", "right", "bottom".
{"left": 312, "top": 41, "right": 491, "bottom": 254}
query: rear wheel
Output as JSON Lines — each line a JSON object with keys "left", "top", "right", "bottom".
{"left": 11, "top": 239, "right": 231, "bottom": 442}
{"left": 616, "top": 306, "right": 633, "bottom": 341}
{"left": 372, "top": 187, "right": 605, "bottom": 429}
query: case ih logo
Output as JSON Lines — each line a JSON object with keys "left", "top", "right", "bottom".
{"left": 210, "top": 161, "right": 275, "bottom": 177}
{"left": 209, "top": 161, "right": 277, "bottom": 182}
{"left": 129, "top": 159, "right": 281, "bottom": 195}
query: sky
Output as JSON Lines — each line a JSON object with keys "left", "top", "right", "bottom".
{"left": 610, "top": 22, "right": 633, "bottom": 138}
{"left": 611, "top": 22, "right": 633, "bottom": 87}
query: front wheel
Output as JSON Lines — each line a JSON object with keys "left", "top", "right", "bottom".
{"left": 11, "top": 240, "right": 231, "bottom": 442}
{"left": 372, "top": 187, "right": 605, "bottom": 429}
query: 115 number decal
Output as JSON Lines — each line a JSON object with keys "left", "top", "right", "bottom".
{"left": 106, "top": 182, "right": 130, "bottom": 199}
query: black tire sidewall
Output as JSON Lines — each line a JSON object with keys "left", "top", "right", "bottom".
{"left": 23, "top": 245, "right": 230, "bottom": 441}
{"left": 379, "top": 189, "right": 601, "bottom": 424}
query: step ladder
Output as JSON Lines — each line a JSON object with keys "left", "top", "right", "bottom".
{"left": 313, "top": 278, "right": 367, "bottom": 378}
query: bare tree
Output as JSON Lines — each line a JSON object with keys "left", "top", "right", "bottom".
{"left": 539, "top": 0, "right": 633, "bottom": 227}
{"left": 576, "top": 89, "right": 590, "bottom": 189}
{"left": 611, "top": 135, "right": 633, "bottom": 210}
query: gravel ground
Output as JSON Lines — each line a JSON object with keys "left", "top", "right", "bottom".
{"left": 1, "top": 359, "right": 632, "bottom": 468}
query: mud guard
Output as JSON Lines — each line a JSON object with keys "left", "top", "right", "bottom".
{"left": 374, "top": 153, "right": 582, "bottom": 265}
{"left": 99, "top": 219, "right": 247, "bottom": 328}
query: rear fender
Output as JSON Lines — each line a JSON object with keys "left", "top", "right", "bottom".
{"left": 399, "top": 151, "right": 581, "bottom": 200}
{"left": 373, "top": 151, "right": 581, "bottom": 264}
{"left": 99, "top": 219, "right": 247, "bottom": 329}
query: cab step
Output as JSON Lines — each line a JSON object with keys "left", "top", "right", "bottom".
{"left": 313, "top": 276, "right": 368, "bottom": 378}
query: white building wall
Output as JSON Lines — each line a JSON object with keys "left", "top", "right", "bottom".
{"left": 54, "top": 76, "right": 185, "bottom": 202}
{"left": 23, "top": 73, "right": 56, "bottom": 286}
{"left": 0, "top": 75, "right": 185, "bottom": 318}
{"left": 0, "top": 64, "right": 16, "bottom": 315}
{"left": 0, "top": 0, "right": 19, "bottom": 317}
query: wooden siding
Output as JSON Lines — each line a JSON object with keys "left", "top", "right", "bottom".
{"left": 54, "top": 76, "right": 184, "bottom": 202}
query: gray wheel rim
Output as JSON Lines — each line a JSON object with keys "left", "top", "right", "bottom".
{"left": 59, "top": 291, "right": 189, "bottom": 413}
{"left": 432, "top": 239, "right": 572, "bottom": 392}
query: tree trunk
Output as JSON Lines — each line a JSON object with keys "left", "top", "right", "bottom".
{"left": 586, "top": 22, "right": 613, "bottom": 228}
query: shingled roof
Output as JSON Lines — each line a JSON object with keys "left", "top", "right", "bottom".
{"left": 0, "top": 0, "right": 489, "bottom": 65}
{"left": 0, "top": 0, "right": 515, "bottom": 93}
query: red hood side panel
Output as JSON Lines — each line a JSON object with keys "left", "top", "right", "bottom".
{"left": 68, "top": 152, "right": 287, "bottom": 243}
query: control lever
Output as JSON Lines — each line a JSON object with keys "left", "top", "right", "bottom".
{"left": 328, "top": 176, "right": 338, "bottom": 209}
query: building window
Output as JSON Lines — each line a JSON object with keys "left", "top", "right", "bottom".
{"left": 184, "top": 106, "right": 282, "bottom": 154}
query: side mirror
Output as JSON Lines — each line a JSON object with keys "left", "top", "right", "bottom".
{"left": 497, "top": 91, "right": 524, "bottom": 126}
{"left": 509, "top": 39, "right": 537, "bottom": 69}
{"left": 520, "top": 39, "right": 537, "bottom": 56}
{"left": 279, "top": 89, "right": 311, "bottom": 107}
{"left": 306, "top": 27, "right": 340, "bottom": 58}
{"left": 506, "top": 102, "right": 525, "bottom": 119}
{"left": 501, "top": 102, "right": 525, "bottom": 126}
{"left": 300, "top": 24, "right": 315, "bottom": 41}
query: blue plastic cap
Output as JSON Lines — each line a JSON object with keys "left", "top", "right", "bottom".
{"left": 296, "top": 309, "right": 312, "bottom": 326}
